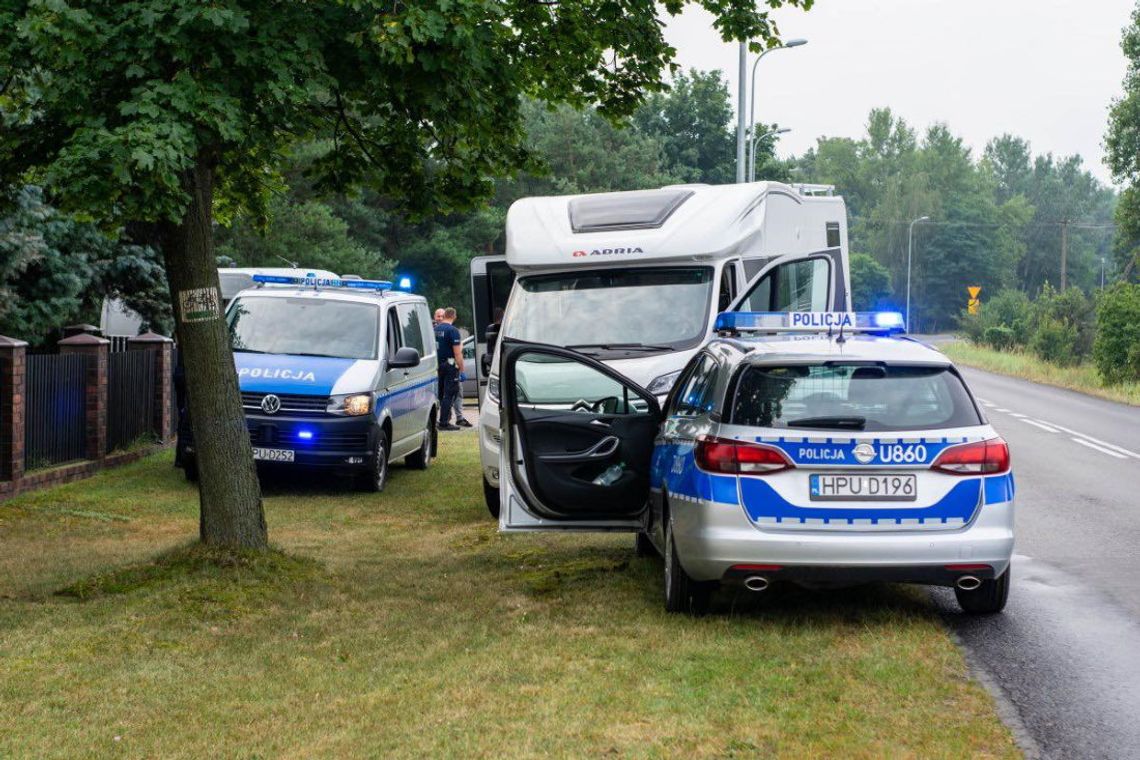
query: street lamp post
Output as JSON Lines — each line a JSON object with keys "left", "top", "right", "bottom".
{"left": 1101, "top": 256, "right": 1106, "bottom": 289}
{"left": 735, "top": 42, "right": 748, "bottom": 183}
{"left": 906, "top": 215, "right": 930, "bottom": 333}
{"left": 749, "top": 127, "right": 791, "bottom": 182}
{"left": 745, "top": 38, "right": 806, "bottom": 183}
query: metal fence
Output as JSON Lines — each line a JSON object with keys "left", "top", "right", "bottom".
{"left": 25, "top": 353, "right": 88, "bottom": 469}
{"left": 108, "top": 350, "right": 156, "bottom": 452}
{"left": 109, "top": 335, "right": 132, "bottom": 353}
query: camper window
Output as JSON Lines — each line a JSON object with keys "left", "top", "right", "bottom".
{"left": 504, "top": 267, "right": 713, "bottom": 355}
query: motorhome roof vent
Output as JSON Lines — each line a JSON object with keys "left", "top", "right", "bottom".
{"left": 568, "top": 188, "right": 694, "bottom": 233}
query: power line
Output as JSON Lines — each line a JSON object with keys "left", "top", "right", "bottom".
{"left": 849, "top": 216, "right": 1115, "bottom": 231}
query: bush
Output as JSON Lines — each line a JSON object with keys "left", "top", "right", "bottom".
{"left": 1093, "top": 283, "right": 1140, "bottom": 384}
{"left": 982, "top": 326, "right": 1016, "bottom": 350}
{"left": 960, "top": 288, "right": 1032, "bottom": 348}
{"left": 1028, "top": 284, "right": 1096, "bottom": 365}
{"left": 849, "top": 252, "right": 892, "bottom": 311}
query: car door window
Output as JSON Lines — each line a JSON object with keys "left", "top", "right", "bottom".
{"left": 672, "top": 355, "right": 718, "bottom": 417}
{"left": 397, "top": 303, "right": 426, "bottom": 355}
{"left": 738, "top": 257, "right": 830, "bottom": 312}
{"left": 385, "top": 309, "right": 401, "bottom": 361}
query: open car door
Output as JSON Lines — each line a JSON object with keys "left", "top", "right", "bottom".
{"left": 469, "top": 255, "right": 514, "bottom": 403}
{"left": 499, "top": 340, "right": 662, "bottom": 531}
{"left": 734, "top": 247, "right": 849, "bottom": 313}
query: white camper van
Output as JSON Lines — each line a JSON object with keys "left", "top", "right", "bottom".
{"left": 472, "top": 182, "right": 851, "bottom": 516}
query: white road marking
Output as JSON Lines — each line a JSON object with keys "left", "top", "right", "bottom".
{"left": 1072, "top": 437, "right": 1128, "bottom": 459}
{"left": 1042, "top": 421, "right": 1140, "bottom": 460}
{"left": 1009, "top": 412, "right": 1028, "bottom": 419}
{"left": 1021, "top": 419, "right": 1059, "bottom": 433}
{"left": 994, "top": 407, "right": 1010, "bottom": 413}
{"left": 979, "top": 400, "right": 996, "bottom": 408}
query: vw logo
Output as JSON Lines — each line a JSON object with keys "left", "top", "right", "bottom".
{"left": 853, "top": 442, "right": 876, "bottom": 464}
{"left": 260, "top": 394, "right": 282, "bottom": 415}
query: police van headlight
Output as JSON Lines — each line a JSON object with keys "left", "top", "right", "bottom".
{"left": 646, "top": 370, "right": 681, "bottom": 396}
{"left": 328, "top": 393, "right": 373, "bottom": 416}
{"left": 486, "top": 374, "right": 500, "bottom": 405}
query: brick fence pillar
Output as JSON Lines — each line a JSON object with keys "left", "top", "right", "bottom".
{"left": 58, "top": 333, "right": 109, "bottom": 462}
{"left": 0, "top": 336, "right": 28, "bottom": 483}
{"left": 128, "top": 332, "right": 175, "bottom": 442}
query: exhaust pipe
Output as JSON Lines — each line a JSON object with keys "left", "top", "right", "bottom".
{"left": 743, "top": 576, "right": 770, "bottom": 592}
{"left": 956, "top": 575, "right": 982, "bottom": 591}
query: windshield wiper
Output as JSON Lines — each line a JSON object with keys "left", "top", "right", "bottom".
{"left": 567, "top": 343, "right": 672, "bottom": 352}
{"left": 289, "top": 351, "right": 349, "bottom": 359}
{"left": 233, "top": 348, "right": 269, "bottom": 354}
{"left": 786, "top": 415, "right": 867, "bottom": 430}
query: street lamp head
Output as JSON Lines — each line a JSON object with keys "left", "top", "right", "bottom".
{"left": 918, "top": 215, "right": 930, "bottom": 222}
{"left": 784, "top": 38, "right": 808, "bottom": 48}
{"left": 774, "top": 127, "right": 792, "bottom": 135}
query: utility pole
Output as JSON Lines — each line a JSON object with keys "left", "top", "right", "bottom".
{"left": 735, "top": 42, "right": 747, "bottom": 183}
{"left": 1060, "top": 219, "right": 1069, "bottom": 291}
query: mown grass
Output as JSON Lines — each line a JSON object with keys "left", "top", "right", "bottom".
{"left": 0, "top": 433, "right": 1018, "bottom": 758}
{"left": 944, "top": 341, "right": 1140, "bottom": 406}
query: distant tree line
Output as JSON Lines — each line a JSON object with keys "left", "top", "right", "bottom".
{"left": 0, "top": 68, "right": 1125, "bottom": 342}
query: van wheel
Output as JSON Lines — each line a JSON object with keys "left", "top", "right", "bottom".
{"left": 405, "top": 415, "right": 435, "bottom": 470}
{"left": 483, "top": 478, "right": 500, "bottom": 519}
{"left": 955, "top": 569, "right": 1010, "bottom": 614}
{"left": 360, "top": 432, "right": 390, "bottom": 493}
{"left": 183, "top": 454, "right": 199, "bottom": 482}
{"left": 663, "top": 510, "right": 711, "bottom": 615}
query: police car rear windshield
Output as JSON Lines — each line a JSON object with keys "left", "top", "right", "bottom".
{"left": 504, "top": 267, "right": 713, "bottom": 354}
{"left": 228, "top": 297, "right": 379, "bottom": 360}
{"left": 730, "top": 364, "right": 981, "bottom": 432}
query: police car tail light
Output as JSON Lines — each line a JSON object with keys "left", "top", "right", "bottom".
{"left": 694, "top": 435, "right": 793, "bottom": 475}
{"left": 931, "top": 437, "right": 1010, "bottom": 475}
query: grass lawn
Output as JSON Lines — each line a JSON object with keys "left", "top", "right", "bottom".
{"left": 0, "top": 432, "right": 1018, "bottom": 759}
{"left": 943, "top": 341, "right": 1140, "bottom": 407}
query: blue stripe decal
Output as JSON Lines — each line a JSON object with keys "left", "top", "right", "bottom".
{"left": 376, "top": 376, "right": 438, "bottom": 420}
{"left": 984, "top": 473, "right": 1014, "bottom": 505}
{"left": 755, "top": 436, "right": 967, "bottom": 467}
{"left": 235, "top": 352, "right": 357, "bottom": 395}
{"left": 651, "top": 443, "right": 738, "bottom": 505}
{"left": 740, "top": 477, "right": 982, "bottom": 525}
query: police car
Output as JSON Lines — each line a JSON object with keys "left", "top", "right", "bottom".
{"left": 496, "top": 312, "right": 1014, "bottom": 615}
{"left": 182, "top": 274, "right": 439, "bottom": 491}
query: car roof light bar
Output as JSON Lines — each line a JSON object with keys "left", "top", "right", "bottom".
{"left": 714, "top": 311, "right": 905, "bottom": 336}
{"left": 251, "top": 273, "right": 393, "bottom": 292}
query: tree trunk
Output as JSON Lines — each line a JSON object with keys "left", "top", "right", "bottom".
{"left": 161, "top": 155, "right": 267, "bottom": 550}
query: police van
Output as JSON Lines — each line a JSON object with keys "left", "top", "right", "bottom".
{"left": 472, "top": 182, "right": 852, "bottom": 516}
{"left": 496, "top": 312, "right": 1015, "bottom": 615}
{"left": 181, "top": 274, "right": 439, "bottom": 491}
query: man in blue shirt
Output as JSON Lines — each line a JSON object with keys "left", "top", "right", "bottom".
{"left": 434, "top": 307, "right": 464, "bottom": 431}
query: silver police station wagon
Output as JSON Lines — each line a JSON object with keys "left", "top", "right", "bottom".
{"left": 497, "top": 312, "right": 1014, "bottom": 615}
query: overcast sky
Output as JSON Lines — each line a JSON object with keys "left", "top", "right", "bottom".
{"left": 663, "top": 0, "right": 1135, "bottom": 185}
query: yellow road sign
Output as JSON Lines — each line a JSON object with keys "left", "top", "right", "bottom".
{"left": 967, "top": 286, "right": 981, "bottom": 299}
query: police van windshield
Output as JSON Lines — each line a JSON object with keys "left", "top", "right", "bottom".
{"left": 503, "top": 267, "right": 713, "bottom": 354}
{"left": 228, "top": 297, "right": 379, "bottom": 360}
{"left": 731, "top": 364, "right": 981, "bottom": 432}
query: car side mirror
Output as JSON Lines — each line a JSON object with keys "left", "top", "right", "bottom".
{"left": 389, "top": 346, "right": 421, "bottom": 369}
{"left": 484, "top": 323, "right": 500, "bottom": 349}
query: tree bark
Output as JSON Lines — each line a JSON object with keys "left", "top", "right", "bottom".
{"left": 161, "top": 155, "right": 267, "bottom": 550}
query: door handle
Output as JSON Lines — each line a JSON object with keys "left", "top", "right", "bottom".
{"left": 539, "top": 435, "right": 620, "bottom": 463}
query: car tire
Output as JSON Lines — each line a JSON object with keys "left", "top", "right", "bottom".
{"left": 483, "top": 478, "right": 500, "bottom": 519}
{"left": 663, "top": 510, "right": 712, "bottom": 615}
{"left": 405, "top": 414, "right": 435, "bottom": 471}
{"left": 360, "top": 431, "right": 390, "bottom": 493}
{"left": 955, "top": 569, "right": 1010, "bottom": 614}
{"left": 634, "top": 531, "right": 656, "bottom": 558}
{"left": 183, "top": 454, "right": 199, "bottom": 482}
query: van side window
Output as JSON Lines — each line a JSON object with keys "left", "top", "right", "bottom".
{"left": 826, "top": 222, "right": 841, "bottom": 248}
{"left": 738, "top": 257, "right": 830, "bottom": 312}
{"left": 397, "top": 303, "right": 426, "bottom": 355}
{"left": 385, "top": 309, "right": 402, "bottom": 360}
{"left": 672, "top": 355, "right": 718, "bottom": 417}
{"left": 717, "top": 266, "right": 736, "bottom": 312}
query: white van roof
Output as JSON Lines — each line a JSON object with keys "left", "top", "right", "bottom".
{"left": 504, "top": 182, "right": 845, "bottom": 271}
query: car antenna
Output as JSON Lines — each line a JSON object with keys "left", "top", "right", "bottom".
{"left": 835, "top": 321, "right": 847, "bottom": 345}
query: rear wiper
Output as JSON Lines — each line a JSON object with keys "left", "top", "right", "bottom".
{"left": 567, "top": 343, "right": 672, "bottom": 352}
{"left": 786, "top": 415, "right": 867, "bottom": 430}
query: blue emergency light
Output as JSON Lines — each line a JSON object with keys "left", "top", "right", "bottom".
{"left": 396, "top": 276, "right": 413, "bottom": 290}
{"left": 251, "top": 274, "right": 393, "bottom": 292}
{"left": 714, "top": 311, "right": 906, "bottom": 336}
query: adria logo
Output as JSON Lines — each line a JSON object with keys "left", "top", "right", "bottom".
{"left": 570, "top": 246, "right": 645, "bottom": 257}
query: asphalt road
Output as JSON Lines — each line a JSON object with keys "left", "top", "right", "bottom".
{"left": 930, "top": 366, "right": 1140, "bottom": 760}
